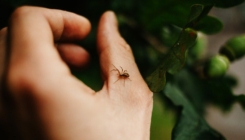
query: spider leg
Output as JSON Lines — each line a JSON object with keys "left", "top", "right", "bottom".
{"left": 112, "top": 64, "right": 119, "bottom": 71}
{"left": 114, "top": 78, "right": 120, "bottom": 83}
{"left": 111, "top": 65, "right": 120, "bottom": 74}
{"left": 112, "top": 64, "right": 117, "bottom": 69}
{"left": 111, "top": 68, "right": 118, "bottom": 72}
{"left": 120, "top": 66, "right": 123, "bottom": 73}
{"left": 110, "top": 69, "right": 119, "bottom": 75}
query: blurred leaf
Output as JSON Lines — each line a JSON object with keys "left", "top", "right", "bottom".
{"left": 142, "top": 5, "right": 186, "bottom": 30}
{"left": 163, "top": 83, "right": 225, "bottom": 140}
{"left": 146, "top": 4, "right": 219, "bottom": 93}
{"left": 139, "top": 2, "right": 220, "bottom": 34}
{"left": 195, "top": 16, "right": 223, "bottom": 34}
{"left": 139, "top": 2, "right": 198, "bottom": 32}
{"left": 175, "top": 69, "right": 244, "bottom": 112}
{"left": 204, "top": 77, "right": 238, "bottom": 111}
{"left": 146, "top": 28, "right": 197, "bottom": 93}
{"left": 235, "top": 95, "right": 245, "bottom": 109}
{"left": 160, "top": 25, "right": 183, "bottom": 48}
{"left": 174, "top": 69, "right": 207, "bottom": 114}
{"left": 186, "top": 4, "right": 223, "bottom": 34}
{"left": 167, "top": 29, "right": 197, "bottom": 74}
{"left": 187, "top": 4, "right": 204, "bottom": 24}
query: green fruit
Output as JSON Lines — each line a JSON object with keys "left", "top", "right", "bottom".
{"left": 204, "top": 55, "right": 230, "bottom": 78}
{"left": 188, "top": 32, "right": 207, "bottom": 64}
{"left": 220, "top": 35, "right": 245, "bottom": 61}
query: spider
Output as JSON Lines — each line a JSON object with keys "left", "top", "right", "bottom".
{"left": 111, "top": 64, "right": 131, "bottom": 85}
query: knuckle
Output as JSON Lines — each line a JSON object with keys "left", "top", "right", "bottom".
{"left": 10, "top": 6, "right": 44, "bottom": 23}
{"left": 5, "top": 60, "right": 44, "bottom": 95}
{"left": 11, "top": 6, "right": 33, "bottom": 19}
{"left": 6, "top": 64, "right": 32, "bottom": 93}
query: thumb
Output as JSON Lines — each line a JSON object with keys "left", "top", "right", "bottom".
{"left": 97, "top": 11, "right": 151, "bottom": 96}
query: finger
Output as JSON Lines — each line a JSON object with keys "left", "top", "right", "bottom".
{"left": 97, "top": 11, "right": 133, "bottom": 80}
{"left": 7, "top": 6, "right": 94, "bottom": 94}
{"left": 97, "top": 11, "right": 151, "bottom": 94}
{"left": 57, "top": 43, "right": 90, "bottom": 69}
{"left": 0, "top": 27, "right": 7, "bottom": 80}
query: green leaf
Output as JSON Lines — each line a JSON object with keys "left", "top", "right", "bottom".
{"left": 195, "top": 16, "right": 223, "bottom": 34}
{"left": 139, "top": 2, "right": 220, "bottom": 33}
{"left": 204, "top": 77, "right": 243, "bottom": 111}
{"left": 235, "top": 95, "right": 245, "bottom": 109}
{"left": 187, "top": 4, "right": 204, "bottom": 24}
{"left": 139, "top": 3, "right": 204, "bottom": 32}
{"left": 163, "top": 83, "right": 225, "bottom": 140}
{"left": 185, "top": 4, "right": 223, "bottom": 34}
{"left": 174, "top": 69, "right": 207, "bottom": 114}
{"left": 146, "top": 4, "right": 216, "bottom": 93}
{"left": 175, "top": 69, "right": 244, "bottom": 112}
{"left": 139, "top": 3, "right": 191, "bottom": 32}
{"left": 146, "top": 28, "right": 197, "bottom": 93}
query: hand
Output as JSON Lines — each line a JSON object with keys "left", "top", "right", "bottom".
{"left": 0, "top": 6, "right": 153, "bottom": 140}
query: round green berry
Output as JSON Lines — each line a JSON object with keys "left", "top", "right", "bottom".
{"left": 204, "top": 55, "right": 230, "bottom": 78}
{"left": 220, "top": 35, "right": 245, "bottom": 61}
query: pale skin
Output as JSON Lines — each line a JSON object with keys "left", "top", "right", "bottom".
{"left": 0, "top": 6, "right": 153, "bottom": 140}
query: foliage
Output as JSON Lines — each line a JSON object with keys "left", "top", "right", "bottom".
{"left": 1, "top": 0, "right": 245, "bottom": 140}
{"left": 146, "top": 28, "right": 197, "bottom": 93}
{"left": 164, "top": 83, "right": 225, "bottom": 140}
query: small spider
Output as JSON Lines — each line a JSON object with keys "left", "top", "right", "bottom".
{"left": 111, "top": 64, "right": 131, "bottom": 85}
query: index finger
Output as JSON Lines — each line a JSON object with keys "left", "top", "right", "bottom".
{"left": 7, "top": 6, "right": 93, "bottom": 94}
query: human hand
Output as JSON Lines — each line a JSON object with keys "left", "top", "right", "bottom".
{"left": 0, "top": 6, "right": 153, "bottom": 140}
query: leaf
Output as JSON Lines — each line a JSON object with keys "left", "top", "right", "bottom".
{"left": 195, "top": 16, "right": 223, "bottom": 34}
{"left": 146, "top": 4, "right": 219, "bottom": 93}
{"left": 163, "top": 83, "right": 225, "bottom": 140}
{"left": 174, "top": 69, "right": 207, "bottom": 114}
{"left": 206, "top": 79, "right": 236, "bottom": 108}
{"left": 139, "top": 2, "right": 202, "bottom": 32}
{"left": 146, "top": 28, "right": 197, "bottom": 93}
{"left": 174, "top": 68, "right": 245, "bottom": 112}
{"left": 187, "top": 4, "right": 204, "bottom": 24}
{"left": 185, "top": 4, "right": 223, "bottom": 34}
{"left": 139, "top": 1, "right": 222, "bottom": 34}
{"left": 235, "top": 95, "right": 245, "bottom": 109}
{"left": 175, "top": 69, "right": 245, "bottom": 112}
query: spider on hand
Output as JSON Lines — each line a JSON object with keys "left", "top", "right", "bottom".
{"left": 111, "top": 64, "right": 131, "bottom": 85}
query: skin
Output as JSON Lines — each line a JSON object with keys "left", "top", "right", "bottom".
{"left": 0, "top": 6, "right": 153, "bottom": 140}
